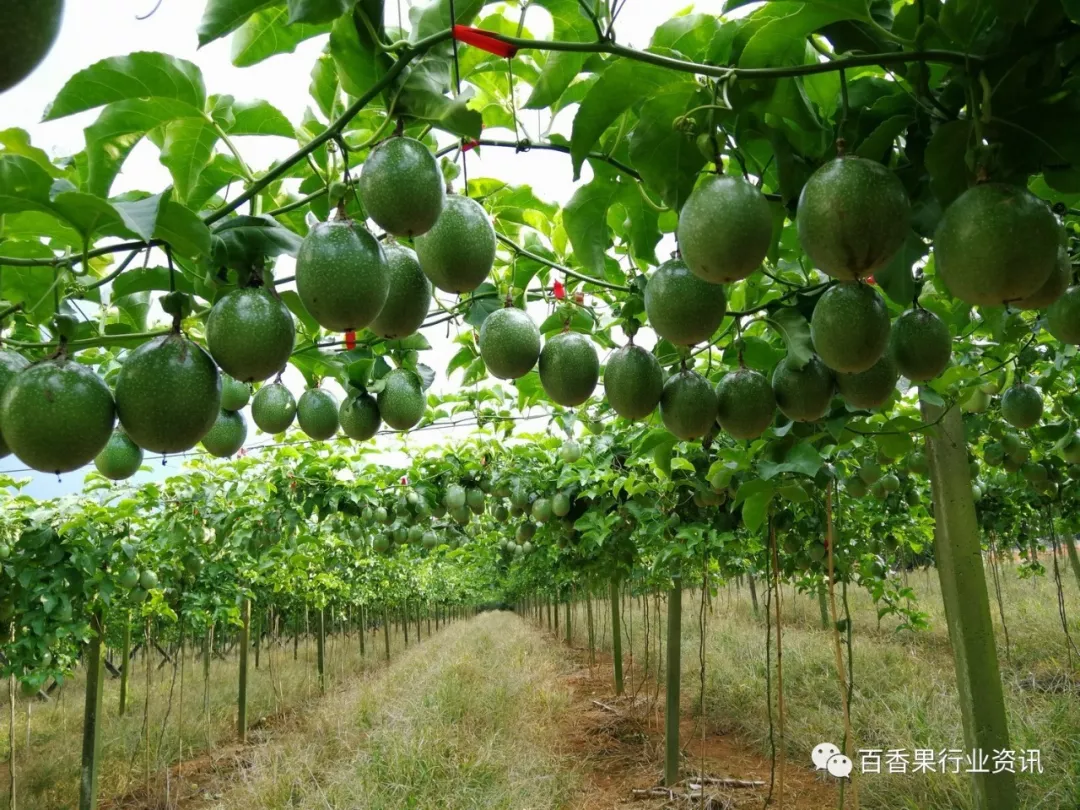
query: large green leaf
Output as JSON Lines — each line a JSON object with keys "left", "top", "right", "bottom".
{"left": 766, "top": 307, "right": 814, "bottom": 371}
{"left": 43, "top": 52, "right": 206, "bottom": 121}
{"left": 874, "top": 230, "right": 926, "bottom": 307}
{"left": 330, "top": 12, "right": 391, "bottom": 98}
{"left": 309, "top": 49, "right": 340, "bottom": 120}
{"left": 739, "top": 4, "right": 868, "bottom": 67}
{"left": 288, "top": 0, "right": 351, "bottom": 24}
{"left": 112, "top": 193, "right": 165, "bottom": 241}
{"left": 523, "top": 0, "right": 595, "bottom": 111}
{"left": 158, "top": 118, "right": 220, "bottom": 202}
{"left": 649, "top": 13, "right": 720, "bottom": 61}
{"left": 0, "top": 129, "right": 60, "bottom": 177}
{"left": 394, "top": 58, "right": 483, "bottom": 139}
{"left": 83, "top": 98, "right": 208, "bottom": 197}
{"left": 409, "top": 0, "right": 487, "bottom": 42}
{"left": 0, "top": 157, "right": 129, "bottom": 242}
{"left": 111, "top": 266, "right": 196, "bottom": 298}
{"left": 232, "top": 8, "right": 333, "bottom": 67}
{"left": 186, "top": 154, "right": 247, "bottom": 211}
{"left": 155, "top": 200, "right": 214, "bottom": 259}
{"left": 211, "top": 215, "right": 303, "bottom": 269}
{"left": 569, "top": 60, "right": 677, "bottom": 179}
{"left": 0, "top": 242, "right": 59, "bottom": 321}
{"left": 925, "top": 119, "right": 973, "bottom": 207}
{"left": 562, "top": 165, "right": 621, "bottom": 275}
{"left": 627, "top": 82, "right": 708, "bottom": 210}
{"left": 228, "top": 100, "right": 295, "bottom": 136}
{"left": 197, "top": 0, "right": 281, "bottom": 47}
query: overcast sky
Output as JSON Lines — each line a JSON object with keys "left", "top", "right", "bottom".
{"left": 1, "top": 0, "right": 728, "bottom": 498}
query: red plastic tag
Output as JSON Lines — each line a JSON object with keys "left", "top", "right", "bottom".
{"left": 453, "top": 25, "right": 518, "bottom": 58}
{"left": 553, "top": 280, "right": 566, "bottom": 300}
{"left": 344, "top": 330, "right": 356, "bottom": 350}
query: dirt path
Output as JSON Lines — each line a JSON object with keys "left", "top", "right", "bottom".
{"left": 554, "top": 642, "right": 839, "bottom": 810}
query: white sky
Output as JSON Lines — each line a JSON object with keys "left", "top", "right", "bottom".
{"left": 0, "top": 0, "right": 728, "bottom": 497}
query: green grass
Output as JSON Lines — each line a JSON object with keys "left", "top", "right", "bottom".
{"left": 213, "top": 611, "right": 578, "bottom": 809}
{"left": 557, "top": 559, "right": 1080, "bottom": 810}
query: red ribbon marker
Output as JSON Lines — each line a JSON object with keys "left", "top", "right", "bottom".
{"left": 866, "top": 275, "right": 876, "bottom": 285}
{"left": 453, "top": 25, "right": 518, "bottom": 58}
{"left": 344, "top": 330, "right": 356, "bottom": 350}
{"left": 553, "top": 280, "right": 566, "bottom": 300}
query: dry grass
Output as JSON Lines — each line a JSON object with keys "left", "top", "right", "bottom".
{"left": 1, "top": 619, "right": 417, "bottom": 809}
{"left": 205, "top": 611, "right": 578, "bottom": 810}
{"left": 557, "top": 558, "right": 1080, "bottom": 810}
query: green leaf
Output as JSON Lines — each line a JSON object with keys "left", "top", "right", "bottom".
{"left": 0, "top": 129, "right": 60, "bottom": 177}
{"left": 627, "top": 82, "right": 708, "bottom": 210}
{"left": 158, "top": 118, "right": 220, "bottom": 202}
{"left": 309, "top": 50, "right": 340, "bottom": 120}
{"left": 652, "top": 438, "right": 676, "bottom": 477}
{"left": 523, "top": 0, "right": 594, "bottom": 110}
{"left": 569, "top": 60, "right": 677, "bottom": 179}
{"left": 228, "top": 100, "right": 295, "bottom": 136}
{"left": 855, "top": 114, "right": 913, "bottom": 162}
{"left": 742, "top": 489, "right": 774, "bottom": 533}
{"left": 395, "top": 58, "right": 483, "bottom": 139}
{"left": 758, "top": 441, "right": 823, "bottom": 480}
{"left": 650, "top": 13, "right": 720, "bottom": 61}
{"left": 0, "top": 242, "right": 58, "bottom": 321}
{"left": 925, "top": 119, "right": 973, "bottom": 208}
{"left": 669, "top": 456, "right": 696, "bottom": 472}
{"left": 185, "top": 154, "right": 247, "bottom": 212}
{"left": 111, "top": 266, "right": 196, "bottom": 298}
{"left": 919, "top": 387, "right": 945, "bottom": 408}
{"left": 562, "top": 168, "right": 621, "bottom": 276}
{"left": 211, "top": 216, "right": 303, "bottom": 269}
{"left": 232, "top": 8, "right": 333, "bottom": 68}
{"left": 739, "top": 4, "right": 868, "bottom": 68}
{"left": 409, "top": 0, "right": 486, "bottom": 42}
{"left": 155, "top": 200, "right": 213, "bottom": 259}
{"left": 280, "top": 290, "right": 321, "bottom": 335}
{"left": 330, "top": 12, "right": 391, "bottom": 98}
{"left": 874, "top": 230, "right": 926, "bottom": 307}
{"left": 112, "top": 192, "right": 165, "bottom": 242}
{"left": 766, "top": 308, "right": 813, "bottom": 371}
{"left": 778, "top": 483, "right": 810, "bottom": 503}
{"left": 465, "top": 293, "right": 501, "bottom": 329}
{"left": 288, "top": 0, "right": 351, "bottom": 24}
{"left": 197, "top": 0, "right": 281, "bottom": 47}
{"left": 43, "top": 52, "right": 206, "bottom": 121}
{"left": 0, "top": 157, "right": 127, "bottom": 242}
{"left": 615, "top": 181, "right": 660, "bottom": 269}
{"left": 83, "top": 98, "right": 208, "bottom": 197}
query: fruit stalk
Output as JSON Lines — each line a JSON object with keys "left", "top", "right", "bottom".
{"left": 921, "top": 400, "right": 1016, "bottom": 809}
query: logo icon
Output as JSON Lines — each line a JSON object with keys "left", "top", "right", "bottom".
{"left": 812, "top": 743, "right": 852, "bottom": 778}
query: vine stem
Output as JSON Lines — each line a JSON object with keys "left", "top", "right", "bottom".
{"left": 494, "top": 232, "right": 631, "bottom": 292}
{"left": 204, "top": 27, "right": 454, "bottom": 226}
{"left": 479, "top": 31, "right": 980, "bottom": 79}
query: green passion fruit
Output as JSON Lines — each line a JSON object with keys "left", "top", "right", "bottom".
{"left": 604, "top": 344, "right": 663, "bottom": 421}
{"left": 1, "top": 357, "right": 115, "bottom": 474}
{"left": 206, "top": 286, "right": 295, "bottom": 383}
{"left": 357, "top": 136, "right": 445, "bottom": 237}
{"left": 539, "top": 332, "right": 599, "bottom": 407}
{"left": 296, "top": 219, "right": 389, "bottom": 332}
{"left": 715, "top": 367, "right": 775, "bottom": 440}
{"left": 479, "top": 307, "right": 541, "bottom": 380}
{"left": 796, "top": 157, "right": 910, "bottom": 280}
{"left": 643, "top": 259, "right": 727, "bottom": 346}
{"left": 414, "top": 195, "right": 496, "bottom": 294}
{"left": 677, "top": 175, "right": 772, "bottom": 284}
